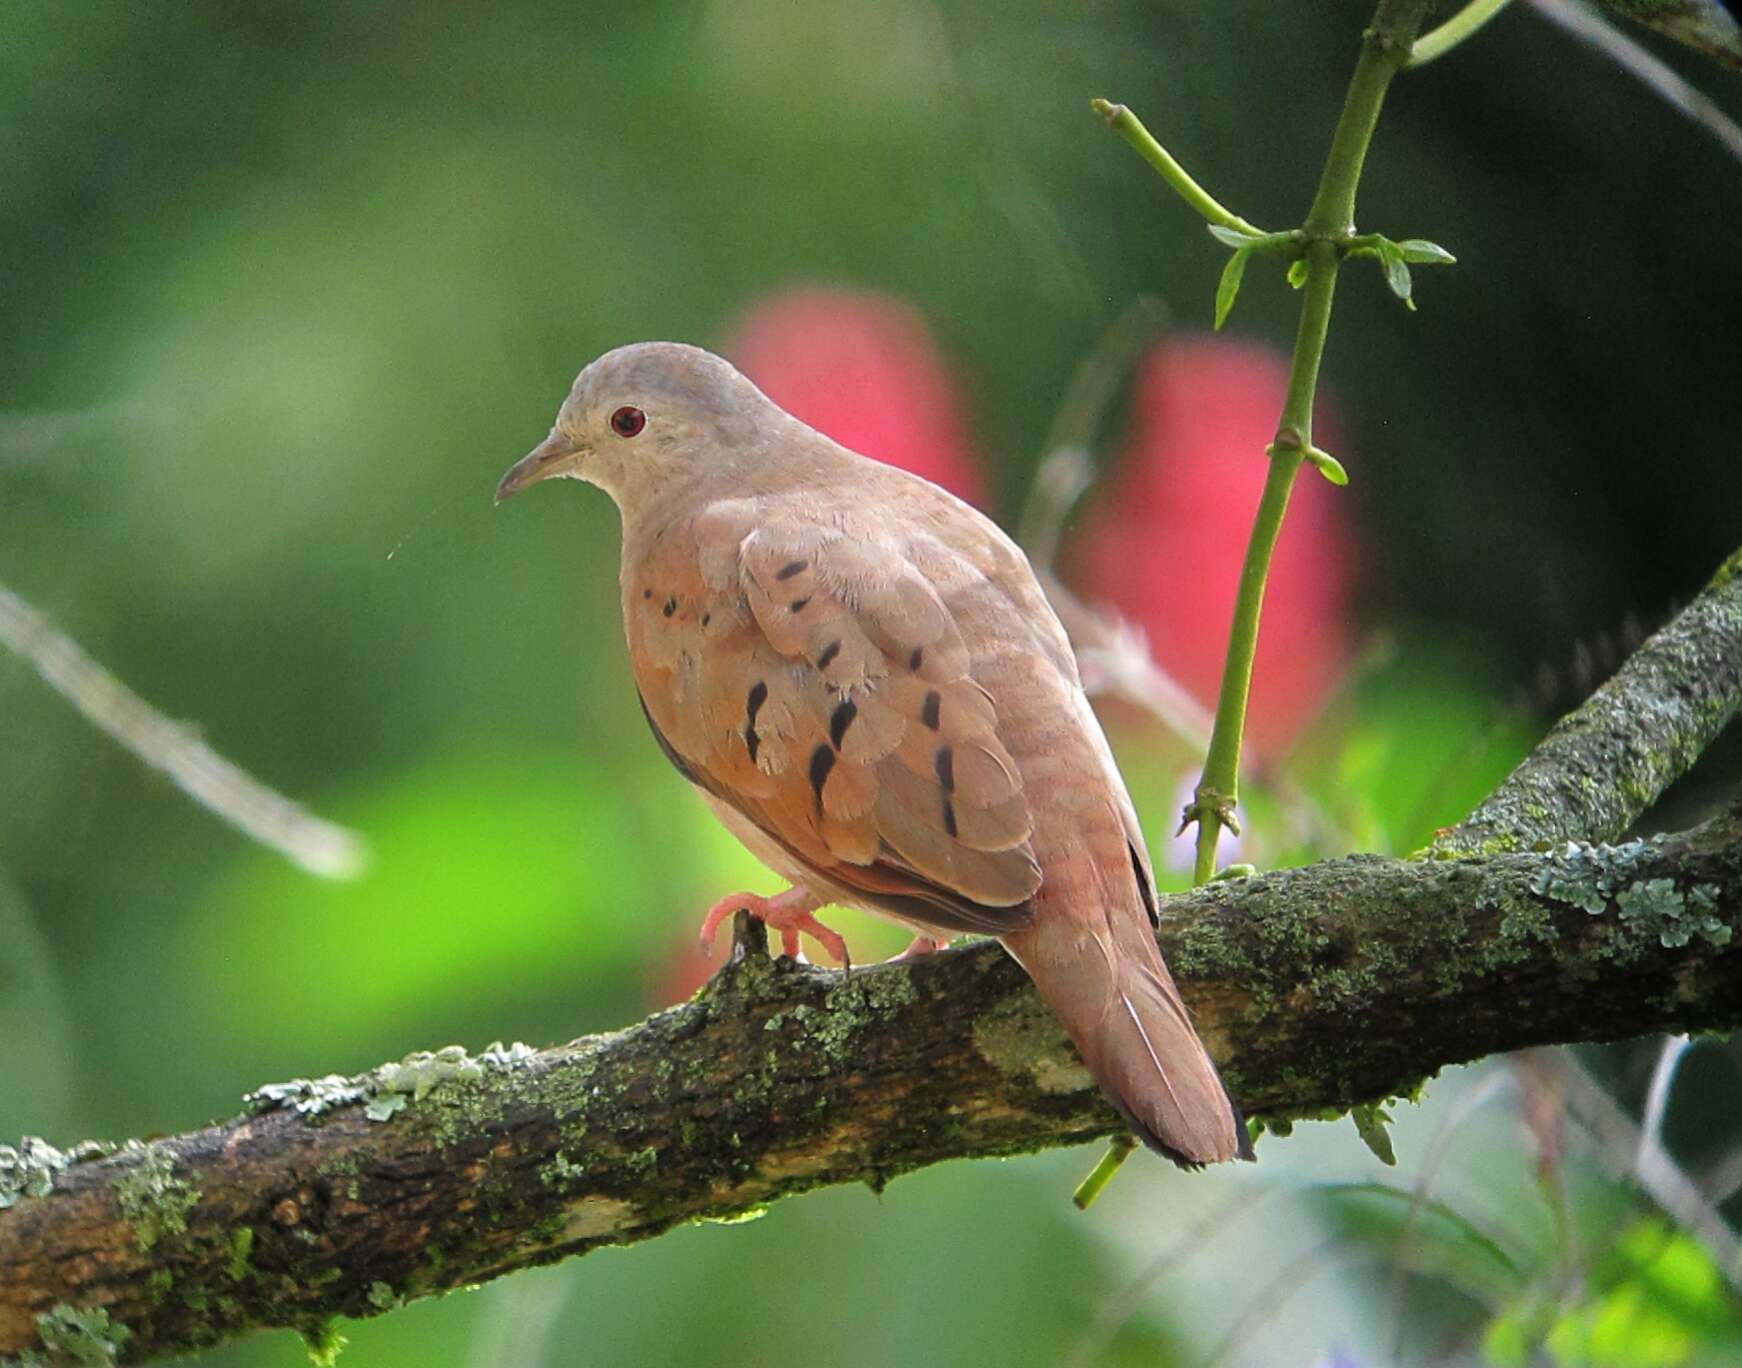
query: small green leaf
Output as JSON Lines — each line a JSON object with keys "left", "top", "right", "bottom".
{"left": 1351, "top": 1103, "right": 1398, "bottom": 1165}
{"left": 1207, "top": 223, "right": 1260, "bottom": 248}
{"left": 1398, "top": 238, "right": 1456, "bottom": 265}
{"left": 1306, "top": 447, "right": 1349, "bottom": 486}
{"left": 1287, "top": 258, "right": 1309, "bottom": 289}
{"left": 1376, "top": 239, "right": 1413, "bottom": 306}
{"left": 1214, "top": 247, "right": 1252, "bottom": 330}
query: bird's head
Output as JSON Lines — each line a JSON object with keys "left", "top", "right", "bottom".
{"left": 495, "top": 341, "right": 772, "bottom": 509}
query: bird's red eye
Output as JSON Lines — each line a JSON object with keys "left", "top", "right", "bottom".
{"left": 610, "top": 406, "right": 646, "bottom": 438}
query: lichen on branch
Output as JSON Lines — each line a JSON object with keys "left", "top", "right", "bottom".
{"left": 1433, "top": 560, "right": 1742, "bottom": 857}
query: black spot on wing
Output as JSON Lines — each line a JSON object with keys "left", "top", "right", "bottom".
{"left": 934, "top": 746, "right": 954, "bottom": 792}
{"left": 817, "top": 640, "right": 841, "bottom": 671}
{"left": 920, "top": 690, "right": 941, "bottom": 730}
{"left": 808, "top": 743, "right": 836, "bottom": 812}
{"left": 909, "top": 646, "right": 924, "bottom": 671}
{"left": 745, "top": 681, "right": 768, "bottom": 763}
{"left": 776, "top": 559, "right": 808, "bottom": 581}
{"left": 790, "top": 596, "right": 811, "bottom": 614}
{"left": 935, "top": 746, "right": 957, "bottom": 837}
{"left": 829, "top": 699, "right": 857, "bottom": 750}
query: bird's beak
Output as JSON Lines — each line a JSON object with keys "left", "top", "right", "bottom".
{"left": 495, "top": 432, "right": 578, "bottom": 505}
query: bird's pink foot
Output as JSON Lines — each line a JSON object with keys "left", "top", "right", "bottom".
{"left": 887, "top": 934, "right": 950, "bottom": 963}
{"left": 699, "top": 886, "right": 850, "bottom": 967}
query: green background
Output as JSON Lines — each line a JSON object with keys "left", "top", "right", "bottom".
{"left": 4, "top": 2, "right": 1742, "bottom": 1364}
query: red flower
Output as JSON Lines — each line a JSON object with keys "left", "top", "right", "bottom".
{"left": 1072, "top": 337, "right": 1355, "bottom": 756}
{"left": 726, "top": 290, "right": 986, "bottom": 505}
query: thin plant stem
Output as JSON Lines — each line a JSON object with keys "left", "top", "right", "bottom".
{"left": 1071, "top": 1132, "right": 1135, "bottom": 1209}
{"left": 1410, "top": 0, "right": 1514, "bottom": 67}
{"left": 1189, "top": 0, "right": 1433, "bottom": 884}
{"left": 1089, "top": 100, "right": 1263, "bottom": 237}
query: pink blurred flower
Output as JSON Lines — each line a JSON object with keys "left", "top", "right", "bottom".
{"left": 1072, "top": 336, "right": 1356, "bottom": 756}
{"left": 726, "top": 289, "right": 986, "bottom": 505}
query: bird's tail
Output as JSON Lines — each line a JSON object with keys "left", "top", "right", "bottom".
{"left": 1002, "top": 910, "right": 1252, "bottom": 1167}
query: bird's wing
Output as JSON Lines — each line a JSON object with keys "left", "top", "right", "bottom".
{"left": 626, "top": 501, "right": 1041, "bottom": 933}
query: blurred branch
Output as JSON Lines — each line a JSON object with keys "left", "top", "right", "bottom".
{"left": 1635, "top": 1033, "right": 1693, "bottom": 1186}
{"left": 1587, "top": 0, "right": 1742, "bottom": 74}
{"left": 0, "top": 582, "right": 365, "bottom": 880}
{"left": 1531, "top": 0, "right": 1742, "bottom": 166}
{"left": 1042, "top": 573, "right": 1214, "bottom": 751}
{"left": 3, "top": 546, "right": 1740, "bottom": 1364}
{"left": 1549, "top": 1049, "right": 1742, "bottom": 1291}
{"left": 1432, "top": 551, "right": 1742, "bottom": 856}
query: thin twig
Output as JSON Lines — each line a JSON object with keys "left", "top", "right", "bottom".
{"left": 0, "top": 582, "right": 365, "bottom": 879}
{"left": 1186, "top": 0, "right": 1436, "bottom": 884}
{"left": 1409, "top": 0, "right": 1515, "bottom": 67}
{"left": 1200, "top": 1242, "right": 1396, "bottom": 1368}
{"left": 1384, "top": 1070, "right": 1515, "bottom": 1360}
{"left": 1065, "top": 1185, "right": 1275, "bottom": 1368}
{"left": 1636, "top": 1034, "right": 1694, "bottom": 1185}
{"left": 1552, "top": 1051, "right": 1742, "bottom": 1291}
{"left": 1088, "top": 101, "right": 1263, "bottom": 237}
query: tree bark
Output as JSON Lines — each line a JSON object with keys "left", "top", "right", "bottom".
{"left": 2, "top": 556, "right": 1738, "bottom": 1366}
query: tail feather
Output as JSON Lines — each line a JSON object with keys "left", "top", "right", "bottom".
{"left": 1003, "top": 910, "right": 1251, "bottom": 1167}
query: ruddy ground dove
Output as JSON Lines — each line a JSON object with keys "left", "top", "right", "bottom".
{"left": 496, "top": 342, "right": 1250, "bottom": 1166}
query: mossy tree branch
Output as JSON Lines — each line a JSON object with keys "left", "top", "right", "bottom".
{"left": 1433, "top": 550, "right": 1742, "bottom": 857}
{"left": 3, "top": 819, "right": 1742, "bottom": 1363}
{"left": 1, "top": 547, "right": 1740, "bottom": 1365}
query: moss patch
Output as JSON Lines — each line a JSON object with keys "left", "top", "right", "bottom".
{"left": 24, "top": 1304, "right": 132, "bottom": 1366}
{"left": 971, "top": 993, "right": 1091, "bottom": 1094}
{"left": 113, "top": 1140, "right": 199, "bottom": 1251}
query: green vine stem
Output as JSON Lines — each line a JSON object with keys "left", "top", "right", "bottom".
{"left": 1410, "top": 0, "right": 1513, "bottom": 67}
{"left": 1185, "top": 0, "right": 1435, "bottom": 885}
{"left": 1077, "top": 0, "right": 1438, "bottom": 1199}
{"left": 1089, "top": 99, "right": 1264, "bottom": 238}
{"left": 1070, "top": 1132, "right": 1136, "bottom": 1209}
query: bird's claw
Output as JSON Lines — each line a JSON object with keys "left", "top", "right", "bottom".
{"left": 885, "top": 934, "right": 949, "bottom": 963}
{"left": 699, "top": 887, "right": 850, "bottom": 968}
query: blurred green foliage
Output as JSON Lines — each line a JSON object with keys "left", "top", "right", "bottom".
{"left": 3, "top": 1, "right": 1742, "bottom": 1364}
